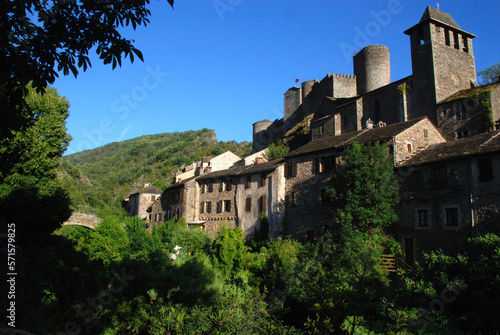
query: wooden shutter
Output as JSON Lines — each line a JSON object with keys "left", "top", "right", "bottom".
{"left": 206, "top": 202, "right": 212, "bottom": 214}
{"left": 260, "top": 195, "right": 267, "bottom": 212}
{"left": 291, "top": 162, "right": 297, "bottom": 177}
{"left": 217, "top": 201, "right": 222, "bottom": 213}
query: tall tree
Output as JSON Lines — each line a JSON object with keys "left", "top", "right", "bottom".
{"left": 0, "top": 0, "right": 174, "bottom": 136}
{"left": 328, "top": 141, "right": 400, "bottom": 233}
{"left": 0, "top": 84, "right": 72, "bottom": 239}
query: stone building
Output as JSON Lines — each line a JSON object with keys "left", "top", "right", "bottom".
{"left": 283, "top": 117, "right": 446, "bottom": 240}
{"left": 233, "top": 158, "right": 286, "bottom": 237}
{"left": 127, "top": 184, "right": 162, "bottom": 220}
{"left": 148, "top": 155, "right": 286, "bottom": 238}
{"left": 394, "top": 130, "right": 500, "bottom": 264}
{"left": 174, "top": 151, "right": 241, "bottom": 183}
{"left": 252, "top": 6, "right": 500, "bottom": 152}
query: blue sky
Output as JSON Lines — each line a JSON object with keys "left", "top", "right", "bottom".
{"left": 55, "top": 0, "right": 500, "bottom": 155}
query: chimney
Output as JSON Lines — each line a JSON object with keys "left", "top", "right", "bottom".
{"left": 255, "top": 157, "right": 264, "bottom": 164}
{"left": 365, "top": 118, "right": 374, "bottom": 129}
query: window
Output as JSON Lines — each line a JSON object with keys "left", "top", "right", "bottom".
{"left": 456, "top": 130, "right": 469, "bottom": 139}
{"left": 224, "top": 200, "right": 231, "bottom": 212}
{"left": 462, "top": 35, "right": 469, "bottom": 53}
{"left": 200, "top": 202, "right": 205, "bottom": 214}
{"left": 407, "top": 144, "right": 412, "bottom": 153}
{"left": 423, "top": 128, "right": 429, "bottom": 138}
{"left": 259, "top": 195, "right": 267, "bottom": 213}
{"left": 216, "top": 201, "right": 222, "bottom": 213}
{"left": 291, "top": 192, "right": 297, "bottom": 207}
{"left": 245, "top": 197, "right": 252, "bottom": 212}
{"left": 208, "top": 182, "right": 213, "bottom": 193}
{"left": 445, "top": 28, "right": 451, "bottom": 46}
{"left": 417, "top": 209, "right": 429, "bottom": 227}
{"left": 285, "top": 162, "right": 297, "bottom": 178}
{"left": 226, "top": 179, "right": 233, "bottom": 191}
{"left": 315, "top": 156, "right": 335, "bottom": 174}
{"left": 201, "top": 183, "right": 206, "bottom": 194}
{"left": 156, "top": 213, "right": 162, "bottom": 222}
{"left": 219, "top": 181, "right": 224, "bottom": 192}
{"left": 478, "top": 158, "right": 494, "bottom": 181}
{"left": 320, "top": 124, "right": 324, "bottom": 135}
{"left": 445, "top": 207, "right": 459, "bottom": 227}
{"left": 431, "top": 165, "right": 447, "bottom": 185}
{"left": 175, "top": 208, "right": 181, "bottom": 220}
{"left": 453, "top": 31, "right": 460, "bottom": 50}
{"left": 206, "top": 201, "right": 212, "bottom": 214}
{"left": 261, "top": 173, "right": 266, "bottom": 187}
{"left": 246, "top": 176, "right": 251, "bottom": 189}
{"left": 151, "top": 195, "right": 156, "bottom": 202}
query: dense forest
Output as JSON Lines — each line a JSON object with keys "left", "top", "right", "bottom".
{"left": 60, "top": 129, "right": 252, "bottom": 216}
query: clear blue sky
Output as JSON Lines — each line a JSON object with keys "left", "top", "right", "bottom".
{"left": 55, "top": 0, "right": 500, "bottom": 155}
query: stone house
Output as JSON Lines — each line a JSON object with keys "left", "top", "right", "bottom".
{"left": 174, "top": 151, "right": 241, "bottom": 183}
{"left": 394, "top": 130, "right": 500, "bottom": 264}
{"left": 253, "top": 6, "right": 500, "bottom": 152}
{"left": 283, "top": 117, "right": 446, "bottom": 240}
{"left": 127, "top": 184, "right": 162, "bottom": 220}
{"left": 233, "top": 158, "right": 286, "bottom": 238}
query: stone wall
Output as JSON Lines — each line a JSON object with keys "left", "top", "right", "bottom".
{"left": 394, "top": 152, "right": 500, "bottom": 263}
{"left": 198, "top": 177, "right": 237, "bottom": 233}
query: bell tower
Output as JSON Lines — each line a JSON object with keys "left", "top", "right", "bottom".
{"left": 405, "top": 6, "right": 476, "bottom": 122}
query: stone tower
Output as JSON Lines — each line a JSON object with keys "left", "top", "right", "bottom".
{"left": 405, "top": 6, "right": 477, "bottom": 122}
{"left": 353, "top": 45, "right": 391, "bottom": 95}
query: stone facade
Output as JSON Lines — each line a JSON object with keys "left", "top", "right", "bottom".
{"left": 127, "top": 185, "right": 162, "bottom": 220}
{"left": 283, "top": 117, "right": 446, "bottom": 240}
{"left": 394, "top": 130, "right": 500, "bottom": 264}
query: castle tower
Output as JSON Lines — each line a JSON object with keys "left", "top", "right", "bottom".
{"left": 353, "top": 45, "right": 391, "bottom": 95}
{"left": 284, "top": 87, "right": 303, "bottom": 133}
{"left": 405, "top": 6, "right": 476, "bottom": 122}
{"left": 252, "top": 119, "right": 274, "bottom": 152}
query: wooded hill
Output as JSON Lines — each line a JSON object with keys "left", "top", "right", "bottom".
{"left": 60, "top": 128, "right": 252, "bottom": 216}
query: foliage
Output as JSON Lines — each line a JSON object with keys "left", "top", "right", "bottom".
{"left": 478, "top": 62, "right": 500, "bottom": 84}
{"left": 264, "top": 141, "right": 290, "bottom": 160}
{"left": 211, "top": 225, "right": 252, "bottom": 275}
{"left": 61, "top": 129, "right": 252, "bottom": 215}
{"left": 0, "top": 84, "right": 72, "bottom": 239}
{"left": 328, "top": 141, "right": 400, "bottom": 232}
{"left": 398, "top": 234, "right": 500, "bottom": 335}
{"left": 1, "top": 0, "right": 174, "bottom": 137}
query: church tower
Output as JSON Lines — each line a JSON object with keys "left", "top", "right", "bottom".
{"left": 404, "top": 6, "right": 476, "bottom": 122}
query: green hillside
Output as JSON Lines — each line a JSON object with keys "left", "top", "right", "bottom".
{"left": 60, "top": 129, "right": 252, "bottom": 216}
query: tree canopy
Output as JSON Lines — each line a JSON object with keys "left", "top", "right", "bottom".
{"left": 0, "top": 84, "right": 72, "bottom": 238}
{"left": 478, "top": 62, "right": 500, "bottom": 84}
{"left": 0, "top": 0, "right": 174, "bottom": 135}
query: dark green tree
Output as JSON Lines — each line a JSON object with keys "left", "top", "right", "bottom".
{"left": 478, "top": 62, "right": 500, "bottom": 84}
{"left": 328, "top": 141, "right": 400, "bottom": 234}
{"left": 0, "top": 84, "right": 72, "bottom": 238}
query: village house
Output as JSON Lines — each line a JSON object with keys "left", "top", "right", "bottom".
{"left": 126, "top": 184, "right": 162, "bottom": 220}
{"left": 394, "top": 130, "right": 500, "bottom": 264}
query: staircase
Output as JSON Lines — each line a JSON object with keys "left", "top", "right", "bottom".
{"left": 381, "top": 255, "right": 418, "bottom": 279}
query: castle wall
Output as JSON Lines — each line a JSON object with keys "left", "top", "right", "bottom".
{"left": 361, "top": 78, "right": 412, "bottom": 126}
